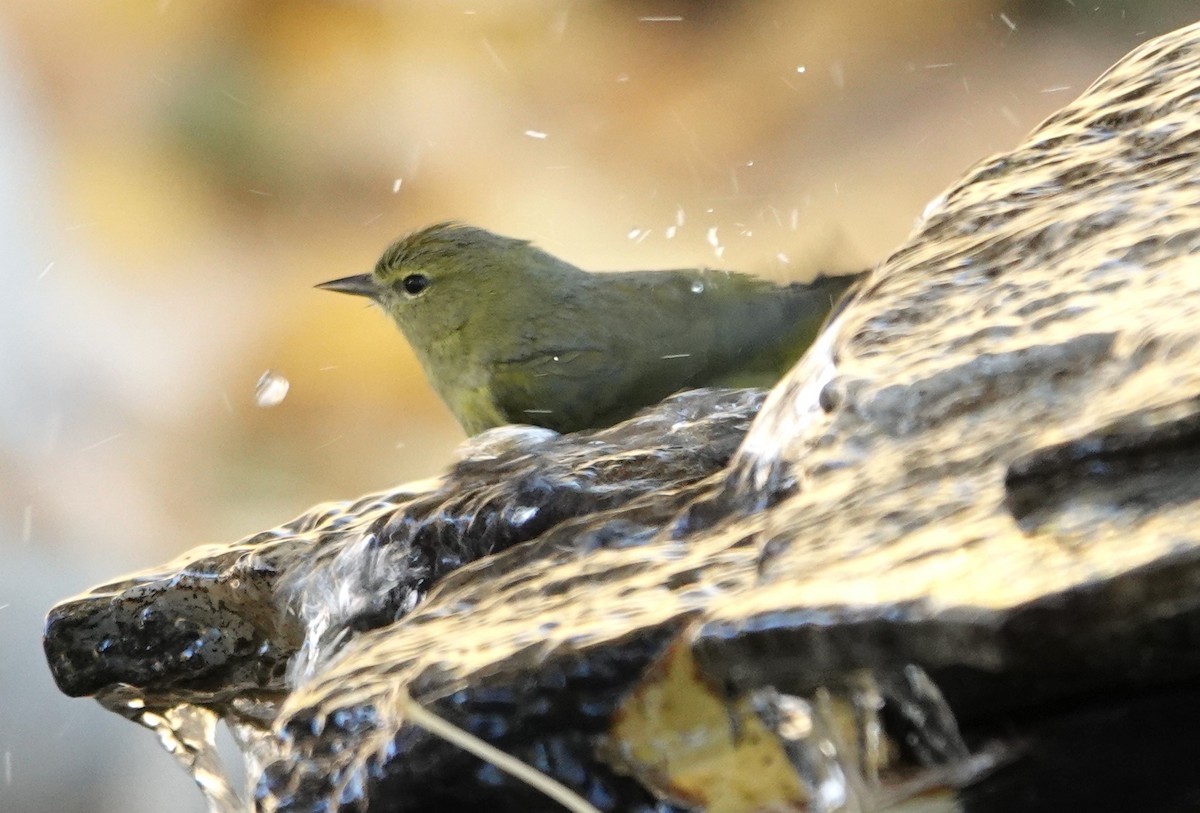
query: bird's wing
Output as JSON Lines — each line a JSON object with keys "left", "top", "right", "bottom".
{"left": 481, "top": 268, "right": 847, "bottom": 433}
{"left": 483, "top": 276, "right": 748, "bottom": 433}
{"left": 487, "top": 347, "right": 642, "bottom": 433}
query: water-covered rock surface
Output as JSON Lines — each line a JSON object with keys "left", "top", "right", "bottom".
{"left": 46, "top": 20, "right": 1200, "bottom": 813}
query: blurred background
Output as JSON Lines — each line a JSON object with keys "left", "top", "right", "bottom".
{"left": 1, "top": 2, "right": 1196, "bottom": 811}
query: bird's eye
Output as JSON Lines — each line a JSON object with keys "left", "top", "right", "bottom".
{"left": 401, "top": 274, "right": 430, "bottom": 296}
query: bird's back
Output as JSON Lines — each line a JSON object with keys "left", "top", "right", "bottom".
{"left": 614, "top": 267, "right": 859, "bottom": 383}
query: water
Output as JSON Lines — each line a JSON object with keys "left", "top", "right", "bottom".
{"left": 254, "top": 370, "right": 290, "bottom": 408}
{"left": 98, "top": 692, "right": 246, "bottom": 813}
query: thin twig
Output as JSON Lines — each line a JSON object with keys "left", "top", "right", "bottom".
{"left": 399, "top": 688, "right": 602, "bottom": 813}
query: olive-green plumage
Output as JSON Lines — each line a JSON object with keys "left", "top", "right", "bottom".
{"left": 318, "top": 223, "right": 863, "bottom": 435}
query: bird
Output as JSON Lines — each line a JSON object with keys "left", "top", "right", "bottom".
{"left": 317, "top": 222, "right": 863, "bottom": 435}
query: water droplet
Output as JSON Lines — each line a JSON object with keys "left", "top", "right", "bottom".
{"left": 255, "top": 370, "right": 290, "bottom": 407}
{"left": 392, "top": 178, "right": 403, "bottom": 193}
{"left": 510, "top": 506, "right": 539, "bottom": 525}
{"left": 796, "top": 65, "right": 807, "bottom": 74}
{"left": 691, "top": 281, "right": 705, "bottom": 294}
{"left": 665, "top": 225, "right": 677, "bottom": 239}
{"left": 524, "top": 129, "right": 548, "bottom": 140}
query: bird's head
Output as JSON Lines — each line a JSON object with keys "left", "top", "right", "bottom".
{"left": 317, "top": 222, "right": 563, "bottom": 351}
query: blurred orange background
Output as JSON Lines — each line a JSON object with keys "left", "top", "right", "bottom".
{"left": 2, "top": 2, "right": 1194, "bottom": 811}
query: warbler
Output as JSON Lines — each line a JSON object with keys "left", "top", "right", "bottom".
{"left": 318, "top": 223, "right": 863, "bottom": 435}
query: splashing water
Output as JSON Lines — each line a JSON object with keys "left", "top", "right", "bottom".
{"left": 254, "top": 370, "right": 290, "bottom": 408}
{"left": 752, "top": 668, "right": 999, "bottom": 813}
{"left": 99, "top": 691, "right": 247, "bottom": 813}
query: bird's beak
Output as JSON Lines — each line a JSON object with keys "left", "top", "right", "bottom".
{"left": 315, "top": 274, "right": 382, "bottom": 300}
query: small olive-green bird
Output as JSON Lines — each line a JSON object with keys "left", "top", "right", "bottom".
{"left": 318, "top": 223, "right": 863, "bottom": 435}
